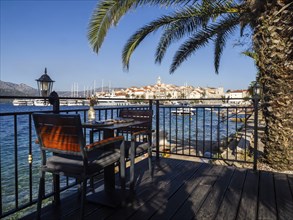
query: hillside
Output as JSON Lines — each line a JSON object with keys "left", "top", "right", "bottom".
{"left": 0, "top": 81, "right": 38, "bottom": 96}
{"left": 0, "top": 80, "right": 126, "bottom": 98}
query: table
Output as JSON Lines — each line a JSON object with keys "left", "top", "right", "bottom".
{"left": 83, "top": 119, "right": 146, "bottom": 143}
{"left": 82, "top": 119, "right": 146, "bottom": 207}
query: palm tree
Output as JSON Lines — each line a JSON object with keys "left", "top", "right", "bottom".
{"left": 88, "top": 0, "right": 293, "bottom": 170}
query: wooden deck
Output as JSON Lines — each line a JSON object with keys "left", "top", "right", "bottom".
{"left": 22, "top": 158, "right": 293, "bottom": 220}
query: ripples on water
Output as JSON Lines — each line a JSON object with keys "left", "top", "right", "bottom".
{"left": 0, "top": 104, "right": 243, "bottom": 214}
{"left": 0, "top": 104, "right": 91, "bottom": 213}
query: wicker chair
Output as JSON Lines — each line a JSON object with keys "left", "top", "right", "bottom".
{"left": 33, "top": 113, "right": 125, "bottom": 219}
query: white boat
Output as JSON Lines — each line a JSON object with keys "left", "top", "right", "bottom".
{"left": 171, "top": 108, "right": 196, "bottom": 115}
{"left": 59, "top": 100, "right": 68, "bottom": 106}
{"left": 97, "top": 99, "right": 129, "bottom": 106}
{"left": 13, "top": 99, "right": 34, "bottom": 106}
{"left": 34, "top": 99, "right": 49, "bottom": 106}
{"left": 67, "top": 100, "right": 78, "bottom": 106}
{"left": 13, "top": 99, "right": 26, "bottom": 106}
{"left": 220, "top": 103, "right": 231, "bottom": 107}
{"left": 205, "top": 107, "right": 219, "bottom": 113}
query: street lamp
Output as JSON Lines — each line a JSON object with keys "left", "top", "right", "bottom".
{"left": 252, "top": 81, "right": 261, "bottom": 171}
{"left": 253, "top": 81, "right": 261, "bottom": 100}
{"left": 36, "top": 68, "right": 55, "bottom": 97}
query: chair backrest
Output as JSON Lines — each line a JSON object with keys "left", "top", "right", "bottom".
{"left": 119, "top": 109, "right": 153, "bottom": 131}
{"left": 33, "top": 113, "right": 84, "bottom": 156}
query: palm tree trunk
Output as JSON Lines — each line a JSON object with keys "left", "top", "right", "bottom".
{"left": 253, "top": 0, "right": 293, "bottom": 170}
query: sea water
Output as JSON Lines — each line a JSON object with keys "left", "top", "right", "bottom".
{"left": 0, "top": 103, "right": 242, "bottom": 215}
{"left": 0, "top": 104, "right": 92, "bottom": 214}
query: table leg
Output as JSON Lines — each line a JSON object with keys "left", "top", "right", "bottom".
{"left": 87, "top": 129, "right": 124, "bottom": 207}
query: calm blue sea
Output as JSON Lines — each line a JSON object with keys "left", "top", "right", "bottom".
{"left": 0, "top": 103, "right": 91, "bottom": 113}
{"left": 0, "top": 104, "right": 93, "bottom": 214}
{"left": 0, "top": 103, "right": 242, "bottom": 215}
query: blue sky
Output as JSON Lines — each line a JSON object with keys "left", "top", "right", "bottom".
{"left": 1, "top": 0, "right": 257, "bottom": 92}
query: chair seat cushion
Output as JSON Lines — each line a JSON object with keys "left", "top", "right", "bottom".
{"left": 43, "top": 149, "right": 121, "bottom": 177}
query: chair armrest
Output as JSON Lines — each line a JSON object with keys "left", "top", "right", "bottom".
{"left": 131, "top": 130, "right": 152, "bottom": 141}
{"left": 85, "top": 136, "right": 124, "bottom": 152}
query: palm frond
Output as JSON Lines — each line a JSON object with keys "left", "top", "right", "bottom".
{"left": 155, "top": 0, "right": 239, "bottom": 63}
{"left": 122, "top": 3, "right": 214, "bottom": 69}
{"left": 87, "top": 0, "right": 225, "bottom": 55}
{"left": 88, "top": 0, "right": 247, "bottom": 75}
{"left": 170, "top": 30, "right": 211, "bottom": 74}
{"left": 88, "top": 0, "right": 137, "bottom": 53}
{"left": 242, "top": 50, "right": 258, "bottom": 61}
{"left": 155, "top": 2, "right": 236, "bottom": 64}
{"left": 214, "top": 16, "right": 238, "bottom": 73}
{"left": 122, "top": 15, "right": 179, "bottom": 70}
{"left": 170, "top": 14, "right": 239, "bottom": 74}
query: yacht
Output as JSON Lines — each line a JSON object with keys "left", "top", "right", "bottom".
{"left": 220, "top": 103, "right": 231, "bottom": 107}
{"left": 97, "top": 99, "right": 129, "bottom": 106}
{"left": 97, "top": 91, "right": 129, "bottom": 106}
{"left": 67, "top": 100, "right": 78, "bottom": 106}
{"left": 13, "top": 99, "right": 34, "bottom": 106}
{"left": 34, "top": 99, "right": 49, "bottom": 106}
{"left": 171, "top": 108, "right": 196, "bottom": 115}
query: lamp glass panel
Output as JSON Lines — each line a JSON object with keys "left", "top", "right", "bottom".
{"left": 42, "top": 82, "right": 49, "bottom": 90}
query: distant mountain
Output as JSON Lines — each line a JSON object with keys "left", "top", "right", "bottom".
{"left": 0, "top": 80, "right": 126, "bottom": 98}
{"left": 0, "top": 81, "right": 38, "bottom": 96}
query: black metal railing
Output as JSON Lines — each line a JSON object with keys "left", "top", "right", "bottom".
{"left": 0, "top": 96, "right": 259, "bottom": 218}
{"left": 155, "top": 104, "right": 254, "bottom": 162}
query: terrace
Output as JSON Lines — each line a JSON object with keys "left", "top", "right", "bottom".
{"left": 0, "top": 97, "right": 292, "bottom": 219}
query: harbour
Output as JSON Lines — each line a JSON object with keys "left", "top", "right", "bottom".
{"left": 11, "top": 98, "right": 130, "bottom": 107}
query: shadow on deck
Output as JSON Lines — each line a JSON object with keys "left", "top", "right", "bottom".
{"left": 21, "top": 158, "right": 293, "bottom": 220}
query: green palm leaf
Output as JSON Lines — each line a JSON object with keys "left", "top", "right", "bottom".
{"left": 155, "top": 1, "right": 237, "bottom": 64}
{"left": 170, "top": 14, "right": 239, "bottom": 73}
{"left": 88, "top": 0, "right": 199, "bottom": 53}
{"left": 214, "top": 15, "right": 239, "bottom": 73}
{"left": 88, "top": 0, "right": 138, "bottom": 53}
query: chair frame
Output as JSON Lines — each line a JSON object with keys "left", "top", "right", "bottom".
{"left": 118, "top": 109, "right": 153, "bottom": 191}
{"left": 33, "top": 113, "right": 125, "bottom": 219}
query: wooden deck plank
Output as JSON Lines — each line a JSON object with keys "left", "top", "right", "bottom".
{"left": 148, "top": 163, "right": 211, "bottom": 220}
{"left": 21, "top": 178, "right": 106, "bottom": 220}
{"left": 258, "top": 171, "right": 277, "bottom": 220}
{"left": 274, "top": 173, "right": 293, "bottom": 220}
{"left": 19, "top": 158, "right": 292, "bottom": 220}
{"left": 80, "top": 158, "right": 183, "bottom": 220}
{"left": 170, "top": 165, "right": 226, "bottom": 220}
{"left": 130, "top": 162, "right": 206, "bottom": 220}
{"left": 105, "top": 159, "right": 199, "bottom": 220}
{"left": 215, "top": 168, "right": 247, "bottom": 220}
{"left": 236, "top": 170, "right": 259, "bottom": 220}
{"left": 86, "top": 158, "right": 187, "bottom": 219}
{"left": 195, "top": 166, "right": 235, "bottom": 219}
{"left": 34, "top": 158, "right": 174, "bottom": 220}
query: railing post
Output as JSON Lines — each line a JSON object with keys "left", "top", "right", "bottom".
{"left": 49, "top": 91, "right": 60, "bottom": 113}
{"left": 155, "top": 100, "right": 160, "bottom": 159}
{"left": 253, "top": 97, "right": 259, "bottom": 171}
{"left": 149, "top": 99, "right": 153, "bottom": 110}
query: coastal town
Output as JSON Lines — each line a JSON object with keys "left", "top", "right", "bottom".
{"left": 93, "top": 76, "right": 250, "bottom": 105}
{"left": 11, "top": 76, "right": 251, "bottom": 106}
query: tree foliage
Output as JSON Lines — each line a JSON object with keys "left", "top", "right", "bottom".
{"left": 88, "top": 0, "right": 257, "bottom": 74}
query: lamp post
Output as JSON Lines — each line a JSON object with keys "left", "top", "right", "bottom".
{"left": 36, "top": 68, "right": 55, "bottom": 97}
{"left": 36, "top": 68, "right": 59, "bottom": 113}
{"left": 253, "top": 82, "right": 261, "bottom": 170}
